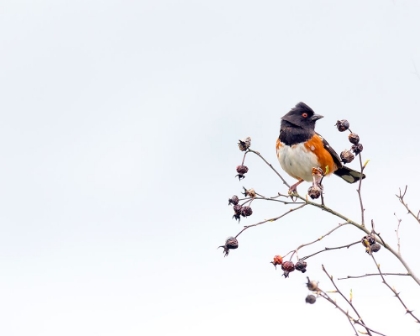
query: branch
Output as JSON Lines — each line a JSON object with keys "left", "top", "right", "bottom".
{"left": 394, "top": 213, "right": 402, "bottom": 255}
{"left": 287, "top": 222, "right": 351, "bottom": 260}
{"left": 319, "top": 290, "right": 386, "bottom": 336}
{"left": 246, "top": 148, "right": 420, "bottom": 286}
{"left": 322, "top": 265, "right": 373, "bottom": 336}
{"left": 338, "top": 273, "right": 410, "bottom": 281}
{"left": 319, "top": 291, "right": 359, "bottom": 336}
{"left": 396, "top": 186, "right": 420, "bottom": 225}
{"left": 239, "top": 195, "right": 305, "bottom": 205}
{"left": 384, "top": 242, "right": 420, "bottom": 287}
{"left": 318, "top": 290, "right": 362, "bottom": 335}
{"left": 247, "top": 149, "right": 290, "bottom": 187}
{"left": 294, "top": 193, "right": 369, "bottom": 234}
{"left": 301, "top": 241, "right": 359, "bottom": 261}
{"left": 356, "top": 154, "right": 366, "bottom": 227}
{"left": 316, "top": 282, "right": 385, "bottom": 336}
{"left": 370, "top": 254, "right": 420, "bottom": 324}
{"left": 234, "top": 204, "right": 306, "bottom": 239}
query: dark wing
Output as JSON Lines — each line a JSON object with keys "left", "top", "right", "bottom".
{"left": 316, "top": 132, "right": 366, "bottom": 183}
{"left": 334, "top": 166, "right": 366, "bottom": 183}
{"left": 316, "top": 132, "right": 343, "bottom": 170}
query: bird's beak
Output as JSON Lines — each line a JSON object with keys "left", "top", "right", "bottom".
{"left": 311, "top": 114, "right": 324, "bottom": 121}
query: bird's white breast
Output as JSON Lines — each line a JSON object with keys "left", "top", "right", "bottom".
{"left": 277, "top": 142, "right": 319, "bottom": 182}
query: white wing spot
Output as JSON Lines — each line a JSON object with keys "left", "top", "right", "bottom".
{"left": 310, "top": 145, "right": 315, "bottom": 151}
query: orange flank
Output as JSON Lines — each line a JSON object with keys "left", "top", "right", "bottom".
{"left": 304, "top": 135, "right": 337, "bottom": 175}
{"left": 275, "top": 138, "right": 283, "bottom": 153}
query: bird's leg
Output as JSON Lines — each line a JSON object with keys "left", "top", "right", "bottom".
{"left": 311, "top": 167, "right": 325, "bottom": 205}
{"left": 312, "top": 167, "right": 324, "bottom": 189}
{"left": 288, "top": 179, "right": 304, "bottom": 194}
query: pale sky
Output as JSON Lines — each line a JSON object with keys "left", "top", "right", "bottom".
{"left": 1, "top": 1, "right": 420, "bottom": 335}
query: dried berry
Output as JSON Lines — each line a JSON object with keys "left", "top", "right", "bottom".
{"left": 238, "top": 137, "right": 251, "bottom": 151}
{"left": 335, "top": 119, "right": 350, "bottom": 132}
{"left": 361, "top": 235, "right": 376, "bottom": 247}
{"left": 271, "top": 255, "right": 283, "bottom": 269}
{"left": 226, "top": 237, "right": 238, "bottom": 249}
{"left": 281, "top": 261, "right": 295, "bottom": 278}
{"left": 348, "top": 133, "right": 360, "bottom": 145}
{"left": 232, "top": 204, "right": 242, "bottom": 221}
{"left": 236, "top": 165, "right": 249, "bottom": 180}
{"left": 351, "top": 143, "right": 363, "bottom": 155}
{"left": 236, "top": 165, "right": 249, "bottom": 174}
{"left": 241, "top": 206, "right": 253, "bottom": 217}
{"left": 219, "top": 237, "right": 238, "bottom": 257}
{"left": 295, "top": 260, "right": 307, "bottom": 273}
{"left": 306, "top": 277, "right": 319, "bottom": 292}
{"left": 369, "top": 243, "right": 381, "bottom": 253}
{"left": 308, "top": 185, "right": 322, "bottom": 199}
{"left": 242, "top": 187, "right": 256, "bottom": 198}
{"left": 340, "top": 150, "right": 355, "bottom": 164}
{"left": 228, "top": 195, "right": 239, "bottom": 206}
{"left": 305, "top": 295, "right": 316, "bottom": 304}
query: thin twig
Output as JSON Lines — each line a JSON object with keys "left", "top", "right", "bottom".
{"left": 356, "top": 154, "right": 366, "bottom": 227}
{"left": 287, "top": 222, "right": 351, "bottom": 260}
{"left": 355, "top": 323, "right": 387, "bottom": 336}
{"left": 247, "top": 149, "right": 290, "bottom": 187}
{"left": 239, "top": 196, "right": 305, "bottom": 205}
{"left": 320, "top": 190, "right": 325, "bottom": 206}
{"left": 396, "top": 186, "right": 420, "bottom": 225}
{"left": 318, "top": 291, "right": 361, "bottom": 335}
{"left": 297, "top": 192, "right": 420, "bottom": 286}
{"left": 338, "top": 273, "right": 410, "bottom": 280}
{"left": 301, "top": 241, "right": 359, "bottom": 261}
{"left": 394, "top": 213, "right": 402, "bottom": 255}
{"left": 318, "top": 287, "right": 385, "bottom": 336}
{"left": 370, "top": 254, "right": 420, "bottom": 324}
{"left": 296, "top": 194, "right": 368, "bottom": 231}
{"left": 370, "top": 219, "right": 375, "bottom": 232}
{"left": 320, "top": 174, "right": 325, "bottom": 206}
{"left": 322, "top": 265, "right": 373, "bottom": 336}
{"left": 234, "top": 204, "right": 306, "bottom": 238}
{"left": 319, "top": 292, "right": 386, "bottom": 336}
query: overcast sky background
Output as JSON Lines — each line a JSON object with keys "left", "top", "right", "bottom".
{"left": 1, "top": 1, "right": 420, "bottom": 335}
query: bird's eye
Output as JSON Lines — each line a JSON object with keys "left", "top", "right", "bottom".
{"left": 302, "top": 113, "right": 308, "bottom": 118}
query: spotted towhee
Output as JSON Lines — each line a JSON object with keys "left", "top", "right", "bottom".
{"left": 276, "top": 102, "right": 365, "bottom": 192}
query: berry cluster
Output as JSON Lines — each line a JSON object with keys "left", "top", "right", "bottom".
{"left": 229, "top": 195, "right": 252, "bottom": 221}
{"left": 228, "top": 191, "right": 254, "bottom": 221}
{"left": 335, "top": 119, "right": 364, "bottom": 163}
{"left": 271, "top": 255, "right": 308, "bottom": 278}
{"left": 219, "top": 138, "right": 256, "bottom": 257}
{"left": 305, "top": 277, "right": 320, "bottom": 304}
{"left": 235, "top": 137, "right": 252, "bottom": 180}
{"left": 361, "top": 234, "right": 381, "bottom": 254}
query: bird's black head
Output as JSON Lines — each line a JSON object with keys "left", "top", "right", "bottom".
{"left": 281, "top": 102, "right": 323, "bottom": 130}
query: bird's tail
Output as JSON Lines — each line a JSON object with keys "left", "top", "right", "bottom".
{"left": 334, "top": 166, "right": 366, "bottom": 183}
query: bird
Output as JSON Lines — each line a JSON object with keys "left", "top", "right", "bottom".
{"left": 276, "top": 102, "right": 365, "bottom": 193}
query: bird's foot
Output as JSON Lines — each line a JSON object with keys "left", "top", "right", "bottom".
{"left": 288, "top": 179, "right": 304, "bottom": 195}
